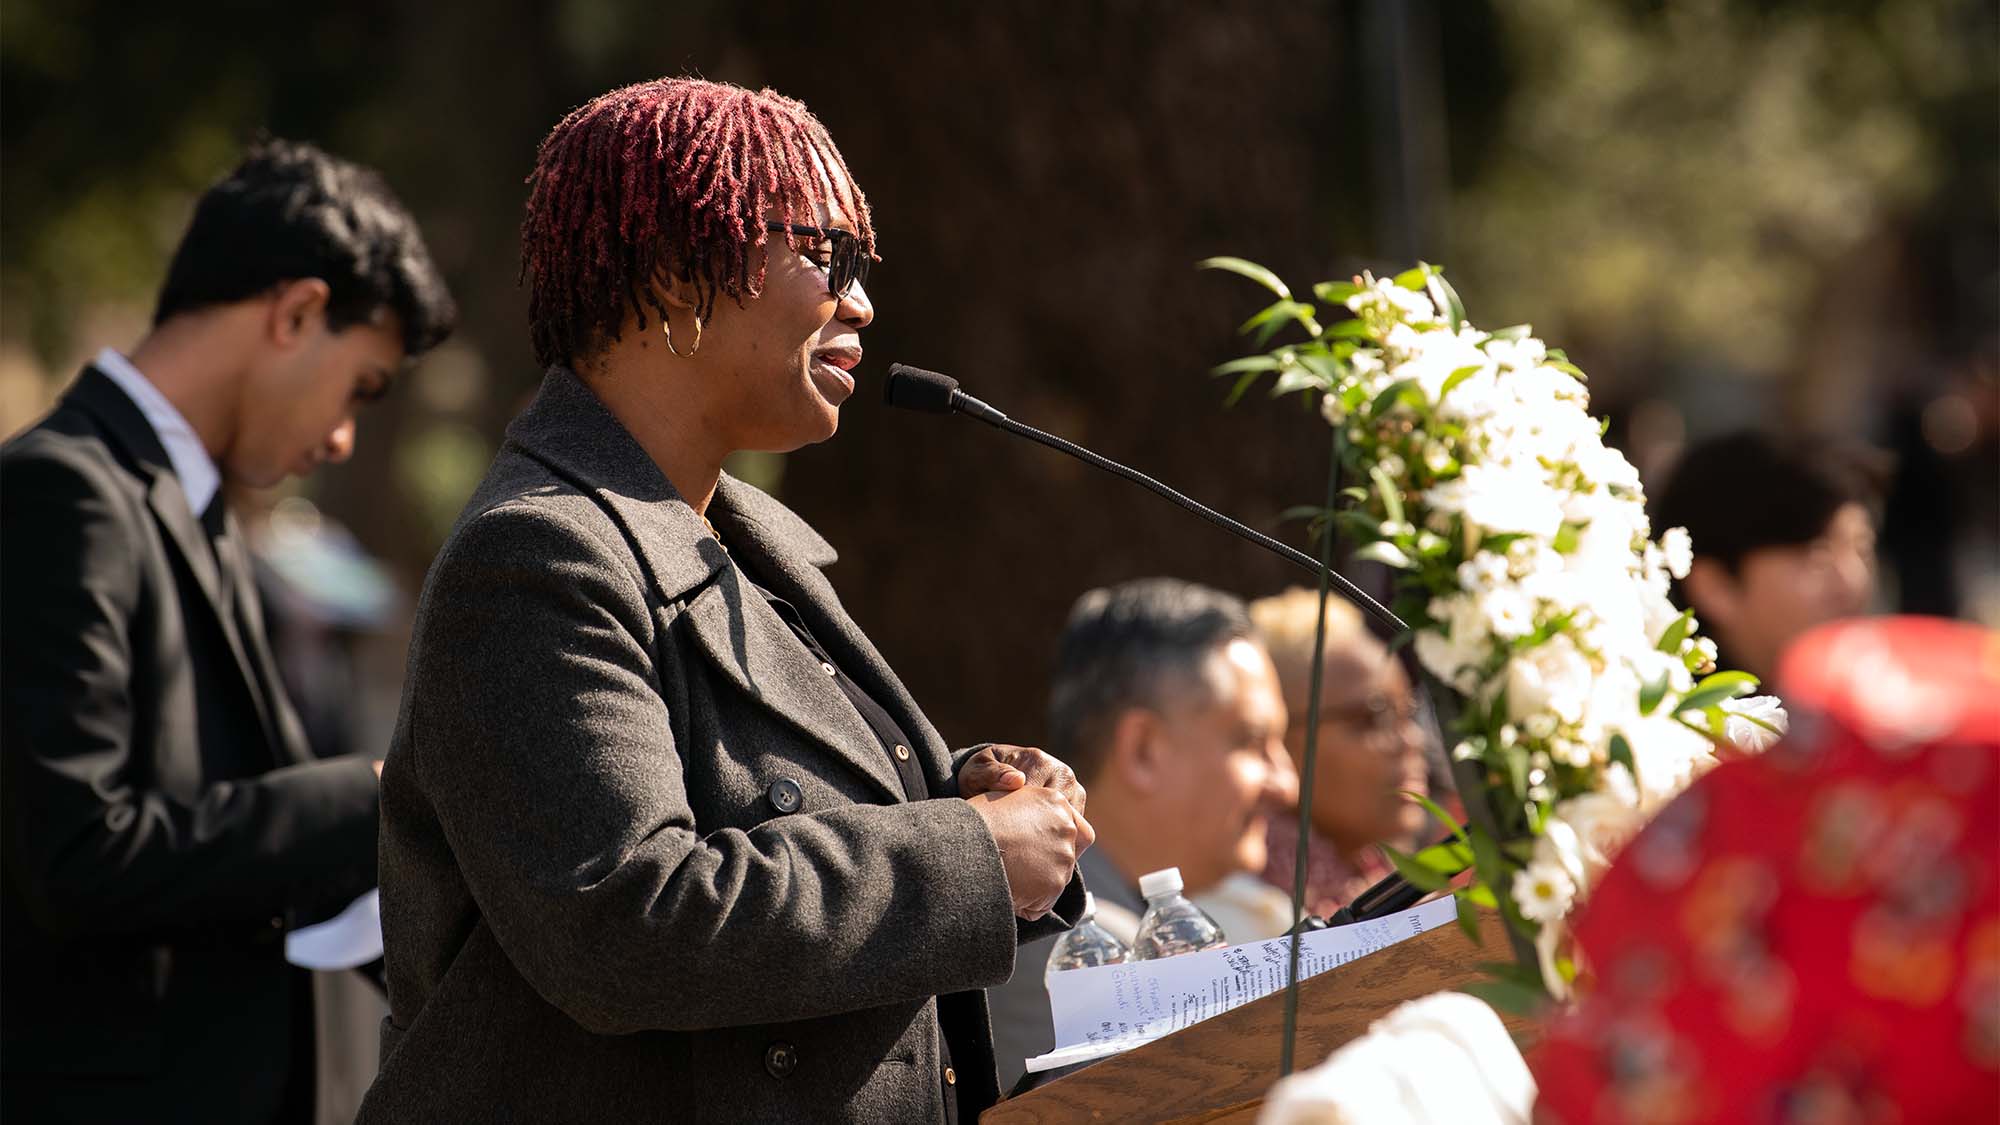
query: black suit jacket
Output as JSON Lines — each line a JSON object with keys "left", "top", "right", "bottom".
{"left": 1, "top": 366, "right": 380, "bottom": 1123}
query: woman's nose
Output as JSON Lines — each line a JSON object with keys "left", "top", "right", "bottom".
{"left": 838, "top": 278, "right": 873, "bottom": 329}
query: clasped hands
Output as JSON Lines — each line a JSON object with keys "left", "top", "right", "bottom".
{"left": 959, "top": 745, "right": 1093, "bottom": 920}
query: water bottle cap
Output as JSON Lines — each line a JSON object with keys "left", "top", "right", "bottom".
{"left": 1138, "top": 867, "right": 1184, "bottom": 899}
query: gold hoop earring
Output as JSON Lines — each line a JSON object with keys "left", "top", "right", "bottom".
{"left": 664, "top": 312, "right": 703, "bottom": 358}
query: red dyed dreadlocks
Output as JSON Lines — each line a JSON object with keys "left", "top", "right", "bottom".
{"left": 520, "top": 78, "right": 875, "bottom": 369}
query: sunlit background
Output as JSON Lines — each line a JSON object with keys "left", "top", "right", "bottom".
{"left": 5, "top": 0, "right": 1994, "bottom": 751}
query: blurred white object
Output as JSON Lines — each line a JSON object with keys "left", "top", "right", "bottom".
{"left": 1192, "top": 871, "right": 1296, "bottom": 942}
{"left": 1257, "top": 992, "right": 1535, "bottom": 1125}
{"left": 286, "top": 889, "right": 384, "bottom": 971}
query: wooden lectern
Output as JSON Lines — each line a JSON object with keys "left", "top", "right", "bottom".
{"left": 981, "top": 909, "right": 1525, "bottom": 1125}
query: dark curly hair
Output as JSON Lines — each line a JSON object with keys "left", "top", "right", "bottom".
{"left": 519, "top": 77, "right": 875, "bottom": 370}
{"left": 154, "top": 136, "right": 456, "bottom": 358}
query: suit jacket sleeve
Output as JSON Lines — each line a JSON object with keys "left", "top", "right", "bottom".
{"left": 0, "top": 445, "right": 380, "bottom": 938}
{"left": 405, "top": 501, "right": 1022, "bottom": 1036}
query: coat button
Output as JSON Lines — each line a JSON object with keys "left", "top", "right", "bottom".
{"left": 767, "top": 778, "right": 803, "bottom": 814}
{"left": 765, "top": 1041, "right": 798, "bottom": 1079}
{"left": 944, "top": 1066, "right": 957, "bottom": 1086}
{"left": 820, "top": 661, "right": 836, "bottom": 676}
{"left": 893, "top": 744, "right": 910, "bottom": 762}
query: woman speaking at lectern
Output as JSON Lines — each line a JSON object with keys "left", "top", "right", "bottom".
{"left": 360, "top": 78, "right": 1091, "bottom": 1123}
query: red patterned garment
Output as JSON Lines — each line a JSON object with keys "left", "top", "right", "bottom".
{"left": 1259, "top": 807, "right": 1393, "bottom": 920}
{"left": 1532, "top": 617, "right": 2000, "bottom": 1124}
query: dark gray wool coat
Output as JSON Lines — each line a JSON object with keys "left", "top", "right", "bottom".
{"left": 358, "top": 366, "right": 1081, "bottom": 1123}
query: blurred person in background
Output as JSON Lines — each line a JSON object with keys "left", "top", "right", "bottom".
{"left": 0, "top": 138, "right": 455, "bottom": 1123}
{"left": 362, "top": 78, "right": 1089, "bottom": 1124}
{"left": 1248, "top": 587, "right": 1435, "bottom": 921}
{"left": 1650, "top": 430, "right": 1882, "bottom": 683}
{"left": 987, "top": 577, "right": 1298, "bottom": 1092}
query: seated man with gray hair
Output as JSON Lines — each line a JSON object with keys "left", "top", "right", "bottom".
{"left": 986, "top": 578, "right": 1298, "bottom": 1091}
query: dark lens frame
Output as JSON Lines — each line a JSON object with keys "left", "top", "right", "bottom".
{"left": 765, "top": 222, "right": 868, "bottom": 299}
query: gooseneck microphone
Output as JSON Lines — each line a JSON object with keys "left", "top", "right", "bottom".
{"left": 882, "top": 363, "right": 1409, "bottom": 636}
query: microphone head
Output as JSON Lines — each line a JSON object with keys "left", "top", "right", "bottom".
{"left": 884, "top": 363, "right": 960, "bottom": 413}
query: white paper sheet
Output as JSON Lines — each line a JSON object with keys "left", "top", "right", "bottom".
{"left": 1026, "top": 897, "right": 1457, "bottom": 1073}
{"left": 285, "top": 888, "right": 384, "bottom": 971}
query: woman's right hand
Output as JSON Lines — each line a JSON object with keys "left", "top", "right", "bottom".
{"left": 966, "top": 786, "right": 1093, "bottom": 920}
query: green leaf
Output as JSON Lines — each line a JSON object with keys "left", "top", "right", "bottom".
{"left": 1488, "top": 324, "right": 1533, "bottom": 341}
{"left": 1224, "top": 369, "right": 1264, "bottom": 407}
{"left": 1426, "top": 268, "right": 1467, "bottom": 330}
{"left": 1339, "top": 486, "right": 1369, "bottom": 504}
{"left": 1548, "top": 359, "right": 1588, "bottom": 380}
{"left": 1458, "top": 977, "right": 1548, "bottom": 1018}
{"left": 1325, "top": 317, "right": 1372, "bottom": 339}
{"left": 1381, "top": 844, "right": 1453, "bottom": 892}
{"left": 1368, "top": 464, "right": 1406, "bottom": 526}
{"left": 1238, "top": 300, "right": 1315, "bottom": 348}
{"left": 1402, "top": 788, "right": 1469, "bottom": 844}
{"left": 1369, "top": 378, "right": 1423, "bottom": 419}
{"left": 1271, "top": 367, "right": 1325, "bottom": 396}
{"left": 1199, "top": 256, "right": 1291, "bottom": 300}
{"left": 1607, "top": 732, "right": 1635, "bottom": 774}
{"left": 1438, "top": 364, "right": 1482, "bottom": 401}
{"left": 1393, "top": 266, "right": 1429, "bottom": 291}
{"left": 1410, "top": 840, "right": 1474, "bottom": 876}
{"left": 1676, "top": 680, "right": 1757, "bottom": 715}
{"left": 1657, "top": 609, "right": 1696, "bottom": 653}
{"left": 1354, "top": 540, "right": 1413, "bottom": 569}
{"left": 1462, "top": 881, "right": 1498, "bottom": 909}
{"left": 1454, "top": 892, "right": 1484, "bottom": 945}
{"left": 1692, "top": 670, "right": 1760, "bottom": 694}
{"left": 1546, "top": 348, "right": 1569, "bottom": 362}
{"left": 1475, "top": 961, "right": 1545, "bottom": 989}
{"left": 1639, "top": 671, "right": 1670, "bottom": 716}
{"left": 1313, "top": 280, "right": 1361, "bottom": 304}
{"left": 1552, "top": 523, "right": 1581, "bottom": 553}
{"left": 1209, "top": 355, "right": 1282, "bottom": 377}
{"left": 1279, "top": 504, "right": 1329, "bottom": 524}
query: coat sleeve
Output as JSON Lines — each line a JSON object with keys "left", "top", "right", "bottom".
{"left": 0, "top": 445, "right": 379, "bottom": 938}
{"left": 406, "top": 500, "right": 1023, "bottom": 1035}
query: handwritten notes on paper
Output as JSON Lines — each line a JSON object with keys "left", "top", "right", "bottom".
{"left": 1025, "top": 897, "right": 1457, "bottom": 1073}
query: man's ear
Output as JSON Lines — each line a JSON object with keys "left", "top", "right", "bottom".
{"left": 267, "top": 279, "right": 332, "bottom": 347}
{"left": 1108, "top": 708, "right": 1165, "bottom": 795}
{"left": 1682, "top": 558, "right": 1742, "bottom": 633}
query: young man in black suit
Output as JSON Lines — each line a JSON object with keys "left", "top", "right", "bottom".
{"left": 1, "top": 138, "right": 454, "bottom": 1122}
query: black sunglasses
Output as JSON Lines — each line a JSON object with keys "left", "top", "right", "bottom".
{"left": 765, "top": 222, "right": 869, "bottom": 299}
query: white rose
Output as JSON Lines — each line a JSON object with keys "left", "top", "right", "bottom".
{"left": 1258, "top": 994, "right": 1537, "bottom": 1125}
{"left": 1505, "top": 635, "right": 1594, "bottom": 727}
{"left": 1543, "top": 791, "right": 1646, "bottom": 890}
{"left": 1611, "top": 713, "right": 1719, "bottom": 809}
{"left": 1720, "top": 694, "right": 1789, "bottom": 753}
{"left": 1428, "top": 464, "right": 1566, "bottom": 539}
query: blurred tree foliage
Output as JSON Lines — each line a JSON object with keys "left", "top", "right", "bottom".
{"left": 1450, "top": 0, "right": 1997, "bottom": 375}
{"left": 3, "top": 0, "right": 1992, "bottom": 744}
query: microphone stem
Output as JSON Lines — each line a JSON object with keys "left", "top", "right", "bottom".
{"left": 963, "top": 409, "right": 1410, "bottom": 636}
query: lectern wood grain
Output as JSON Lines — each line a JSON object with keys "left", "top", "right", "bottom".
{"left": 981, "top": 908, "right": 1525, "bottom": 1125}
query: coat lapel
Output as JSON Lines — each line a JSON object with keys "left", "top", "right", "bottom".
{"left": 67, "top": 367, "right": 287, "bottom": 763}
{"left": 504, "top": 367, "right": 906, "bottom": 804}
{"left": 711, "top": 476, "right": 960, "bottom": 795}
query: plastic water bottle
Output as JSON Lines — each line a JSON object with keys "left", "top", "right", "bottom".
{"left": 1043, "top": 893, "right": 1130, "bottom": 982}
{"left": 1130, "top": 867, "right": 1227, "bottom": 960}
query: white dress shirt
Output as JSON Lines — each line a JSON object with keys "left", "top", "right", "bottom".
{"left": 93, "top": 346, "right": 221, "bottom": 515}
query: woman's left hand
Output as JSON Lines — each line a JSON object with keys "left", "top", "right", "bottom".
{"left": 958, "top": 744, "right": 1087, "bottom": 818}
